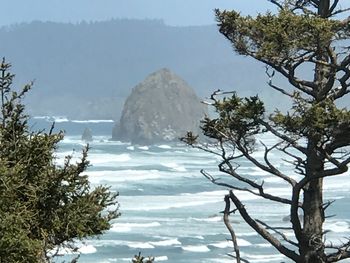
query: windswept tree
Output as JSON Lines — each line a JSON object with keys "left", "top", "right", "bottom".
{"left": 0, "top": 59, "right": 119, "bottom": 263}
{"left": 183, "top": 1, "right": 350, "bottom": 262}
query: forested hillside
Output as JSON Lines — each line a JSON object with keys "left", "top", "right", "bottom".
{"left": 0, "top": 19, "right": 278, "bottom": 119}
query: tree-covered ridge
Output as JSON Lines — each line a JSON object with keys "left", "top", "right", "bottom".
{"left": 0, "top": 59, "right": 119, "bottom": 262}
{"left": 183, "top": 1, "right": 350, "bottom": 262}
{"left": 0, "top": 19, "right": 288, "bottom": 119}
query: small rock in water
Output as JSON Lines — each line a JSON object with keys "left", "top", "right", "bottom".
{"left": 81, "top": 128, "right": 93, "bottom": 142}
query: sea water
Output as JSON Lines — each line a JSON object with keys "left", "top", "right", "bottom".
{"left": 31, "top": 117, "right": 350, "bottom": 263}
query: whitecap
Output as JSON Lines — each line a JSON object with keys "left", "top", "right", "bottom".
{"left": 154, "top": 256, "right": 168, "bottom": 261}
{"left": 210, "top": 238, "right": 251, "bottom": 248}
{"left": 138, "top": 146, "right": 149, "bottom": 150}
{"left": 209, "top": 241, "right": 231, "bottom": 249}
{"left": 88, "top": 153, "right": 131, "bottom": 165}
{"left": 48, "top": 244, "right": 97, "bottom": 256}
{"left": 127, "top": 242, "right": 155, "bottom": 249}
{"left": 256, "top": 243, "right": 273, "bottom": 248}
{"left": 245, "top": 254, "right": 286, "bottom": 262}
{"left": 110, "top": 222, "right": 161, "bottom": 233}
{"left": 127, "top": 146, "right": 135, "bottom": 150}
{"left": 157, "top": 145, "right": 172, "bottom": 149}
{"left": 85, "top": 170, "right": 162, "bottom": 184}
{"left": 150, "top": 238, "right": 181, "bottom": 246}
{"left": 324, "top": 220, "right": 350, "bottom": 233}
{"left": 190, "top": 216, "right": 222, "bottom": 223}
{"left": 161, "top": 162, "right": 187, "bottom": 172}
{"left": 54, "top": 116, "right": 69, "bottom": 123}
{"left": 182, "top": 245, "right": 210, "bottom": 252}
{"left": 78, "top": 244, "right": 97, "bottom": 254}
{"left": 71, "top": 119, "right": 114, "bottom": 123}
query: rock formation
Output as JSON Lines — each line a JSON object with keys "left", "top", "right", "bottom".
{"left": 81, "top": 128, "right": 93, "bottom": 142}
{"left": 112, "top": 68, "right": 207, "bottom": 144}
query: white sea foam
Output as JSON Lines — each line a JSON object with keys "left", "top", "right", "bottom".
{"left": 190, "top": 216, "right": 222, "bottom": 222}
{"left": 154, "top": 256, "right": 168, "bottom": 261}
{"left": 157, "top": 145, "right": 172, "bottom": 149}
{"left": 54, "top": 116, "right": 70, "bottom": 123}
{"left": 71, "top": 119, "right": 114, "bottom": 123}
{"left": 210, "top": 238, "right": 251, "bottom": 248}
{"left": 324, "top": 220, "right": 350, "bottom": 233}
{"left": 85, "top": 170, "right": 162, "bottom": 184}
{"left": 209, "top": 241, "right": 231, "bottom": 249}
{"left": 34, "top": 115, "right": 69, "bottom": 122}
{"left": 127, "top": 146, "right": 135, "bottom": 150}
{"left": 150, "top": 238, "right": 181, "bottom": 246}
{"left": 127, "top": 242, "right": 155, "bottom": 249}
{"left": 88, "top": 153, "right": 131, "bottom": 165}
{"left": 256, "top": 243, "right": 273, "bottom": 247}
{"left": 110, "top": 222, "right": 161, "bottom": 233}
{"left": 161, "top": 162, "right": 187, "bottom": 172}
{"left": 182, "top": 245, "right": 210, "bottom": 252}
{"left": 49, "top": 244, "right": 97, "bottom": 255}
{"left": 138, "top": 146, "right": 149, "bottom": 150}
{"left": 121, "top": 191, "right": 225, "bottom": 211}
{"left": 78, "top": 244, "right": 97, "bottom": 254}
{"left": 237, "top": 232, "right": 258, "bottom": 237}
{"left": 245, "top": 253, "right": 286, "bottom": 262}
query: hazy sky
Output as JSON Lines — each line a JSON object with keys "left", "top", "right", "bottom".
{"left": 1, "top": 0, "right": 273, "bottom": 27}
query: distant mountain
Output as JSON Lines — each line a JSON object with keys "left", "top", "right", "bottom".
{"left": 0, "top": 19, "right": 284, "bottom": 119}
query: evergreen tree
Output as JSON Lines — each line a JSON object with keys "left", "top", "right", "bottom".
{"left": 183, "top": 1, "right": 350, "bottom": 262}
{"left": 0, "top": 59, "right": 119, "bottom": 262}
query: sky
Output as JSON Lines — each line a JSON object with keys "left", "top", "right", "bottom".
{"left": 0, "top": 0, "right": 273, "bottom": 27}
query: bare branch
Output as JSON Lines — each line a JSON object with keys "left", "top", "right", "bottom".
{"left": 329, "top": 0, "right": 339, "bottom": 14}
{"left": 259, "top": 120, "right": 307, "bottom": 154}
{"left": 261, "top": 140, "right": 297, "bottom": 186}
{"left": 223, "top": 194, "right": 244, "bottom": 263}
{"left": 268, "top": 0, "right": 284, "bottom": 10}
{"left": 228, "top": 191, "right": 300, "bottom": 262}
{"left": 255, "top": 219, "right": 299, "bottom": 247}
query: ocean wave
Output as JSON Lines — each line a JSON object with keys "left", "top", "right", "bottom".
{"left": 127, "top": 242, "right": 155, "bottom": 249}
{"left": 33, "top": 115, "right": 69, "bottom": 123}
{"left": 88, "top": 153, "right": 131, "bottom": 165}
{"left": 71, "top": 119, "right": 114, "bottom": 123}
{"left": 157, "top": 145, "right": 172, "bottom": 149}
{"left": 150, "top": 238, "right": 181, "bottom": 246}
{"left": 182, "top": 245, "right": 210, "bottom": 252}
{"left": 49, "top": 244, "right": 97, "bottom": 256}
{"left": 121, "top": 193, "right": 223, "bottom": 211}
{"left": 161, "top": 162, "right": 187, "bottom": 172}
{"left": 209, "top": 238, "right": 251, "bottom": 249}
{"left": 85, "top": 170, "right": 162, "bottom": 184}
{"left": 256, "top": 243, "right": 273, "bottom": 247}
{"left": 78, "top": 245, "right": 97, "bottom": 254}
{"left": 244, "top": 253, "right": 286, "bottom": 262}
{"left": 110, "top": 222, "right": 161, "bottom": 233}
{"left": 324, "top": 220, "right": 350, "bottom": 233}
{"left": 138, "top": 146, "right": 149, "bottom": 150}
{"left": 190, "top": 216, "right": 222, "bottom": 223}
{"left": 154, "top": 256, "right": 168, "bottom": 261}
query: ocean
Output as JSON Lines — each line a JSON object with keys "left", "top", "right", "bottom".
{"left": 31, "top": 117, "right": 350, "bottom": 263}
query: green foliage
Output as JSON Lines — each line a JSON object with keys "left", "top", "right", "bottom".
{"left": 215, "top": 8, "right": 344, "bottom": 63}
{"left": 185, "top": 1, "right": 350, "bottom": 262}
{"left": 0, "top": 59, "right": 119, "bottom": 263}
{"left": 271, "top": 96, "right": 350, "bottom": 142}
{"left": 201, "top": 93, "right": 264, "bottom": 146}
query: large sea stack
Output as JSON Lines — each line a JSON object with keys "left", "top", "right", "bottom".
{"left": 112, "top": 68, "right": 207, "bottom": 144}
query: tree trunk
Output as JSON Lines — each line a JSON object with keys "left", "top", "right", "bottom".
{"left": 318, "top": 0, "right": 330, "bottom": 17}
{"left": 300, "top": 140, "right": 326, "bottom": 263}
